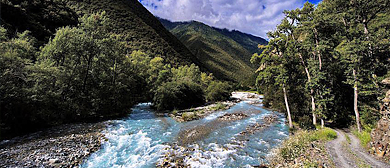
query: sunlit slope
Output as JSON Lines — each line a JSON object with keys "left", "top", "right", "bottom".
{"left": 160, "top": 18, "right": 267, "bottom": 82}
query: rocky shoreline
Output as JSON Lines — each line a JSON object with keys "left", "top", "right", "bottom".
{"left": 0, "top": 122, "right": 105, "bottom": 167}
{"left": 0, "top": 92, "right": 264, "bottom": 167}
{"left": 157, "top": 114, "right": 280, "bottom": 168}
{"left": 169, "top": 100, "right": 239, "bottom": 122}
{"left": 170, "top": 92, "right": 262, "bottom": 123}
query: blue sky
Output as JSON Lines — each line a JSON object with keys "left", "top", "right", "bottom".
{"left": 139, "top": 0, "right": 322, "bottom": 38}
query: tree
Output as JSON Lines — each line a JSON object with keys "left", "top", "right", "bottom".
{"left": 252, "top": 30, "right": 295, "bottom": 128}
{"left": 205, "top": 81, "right": 232, "bottom": 102}
{"left": 332, "top": 0, "right": 390, "bottom": 132}
{"left": 0, "top": 27, "right": 37, "bottom": 138}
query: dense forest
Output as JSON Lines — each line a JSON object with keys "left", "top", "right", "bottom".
{"left": 0, "top": 12, "right": 231, "bottom": 139}
{"left": 252, "top": 0, "right": 390, "bottom": 131}
{"left": 1, "top": 0, "right": 200, "bottom": 67}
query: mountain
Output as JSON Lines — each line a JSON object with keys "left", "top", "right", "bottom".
{"left": 1, "top": 0, "right": 200, "bottom": 67}
{"left": 213, "top": 28, "right": 268, "bottom": 56}
{"left": 158, "top": 18, "right": 267, "bottom": 83}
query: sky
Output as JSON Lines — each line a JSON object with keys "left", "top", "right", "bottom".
{"left": 139, "top": 0, "right": 322, "bottom": 38}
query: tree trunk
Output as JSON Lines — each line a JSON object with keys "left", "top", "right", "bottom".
{"left": 283, "top": 84, "right": 293, "bottom": 128}
{"left": 311, "top": 90, "right": 317, "bottom": 125}
{"left": 321, "top": 118, "right": 324, "bottom": 128}
{"left": 299, "top": 53, "right": 317, "bottom": 125}
{"left": 82, "top": 55, "right": 93, "bottom": 94}
{"left": 314, "top": 27, "right": 322, "bottom": 70}
{"left": 353, "top": 69, "right": 362, "bottom": 132}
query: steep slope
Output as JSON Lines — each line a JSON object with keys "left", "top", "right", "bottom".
{"left": 213, "top": 28, "right": 268, "bottom": 55}
{"left": 1, "top": 0, "right": 199, "bottom": 66}
{"left": 159, "top": 18, "right": 267, "bottom": 83}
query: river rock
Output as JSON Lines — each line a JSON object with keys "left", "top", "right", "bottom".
{"left": 217, "top": 112, "right": 248, "bottom": 121}
{"left": 240, "top": 123, "right": 267, "bottom": 136}
{"left": 264, "top": 115, "right": 278, "bottom": 124}
{"left": 0, "top": 122, "right": 105, "bottom": 168}
{"left": 49, "top": 158, "right": 60, "bottom": 164}
{"left": 182, "top": 112, "right": 197, "bottom": 121}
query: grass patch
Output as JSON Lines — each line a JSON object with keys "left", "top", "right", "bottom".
{"left": 352, "top": 129, "right": 371, "bottom": 149}
{"left": 345, "top": 132, "right": 351, "bottom": 144}
{"left": 209, "top": 103, "right": 228, "bottom": 111}
{"left": 274, "top": 127, "right": 337, "bottom": 163}
{"left": 310, "top": 127, "right": 338, "bottom": 141}
{"left": 172, "top": 109, "right": 179, "bottom": 115}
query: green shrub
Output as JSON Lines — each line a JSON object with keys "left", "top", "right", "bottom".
{"left": 210, "top": 103, "right": 228, "bottom": 111}
{"left": 279, "top": 130, "right": 311, "bottom": 161}
{"left": 153, "top": 81, "right": 205, "bottom": 111}
{"left": 310, "top": 127, "right": 337, "bottom": 141}
{"left": 276, "top": 128, "right": 337, "bottom": 161}
{"left": 205, "top": 81, "right": 232, "bottom": 102}
{"left": 182, "top": 112, "right": 196, "bottom": 121}
{"left": 297, "top": 115, "right": 315, "bottom": 130}
{"left": 353, "top": 129, "right": 371, "bottom": 148}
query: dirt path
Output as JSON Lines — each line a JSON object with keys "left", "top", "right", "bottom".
{"left": 326, "top": 129, "right": 389, "bottom": 168}
{"left": 326, "top": 129, "right": 356, "bottom": 168}
{"left": 347, "top": 132, "right": 389, "bottom": 168}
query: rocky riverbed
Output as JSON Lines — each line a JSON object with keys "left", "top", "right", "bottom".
{"left": 0, "top": 122, "right": 105, "bottom": 167}
{"left": 157, "top": 114, "right": 280, "bottom": 168}
{"left": 170, "top": 100, "right": 239, "bottom": 122}
{"left": 170, "top": 92, "right": 261, "bottom": 123}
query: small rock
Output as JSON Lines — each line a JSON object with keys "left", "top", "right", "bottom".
{"left": 49, "top": 158, "right": 60, "bottom": 164}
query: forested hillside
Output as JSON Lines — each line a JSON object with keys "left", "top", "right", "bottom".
{"left": 0, "top": 1, "right": 233, "bottom": 139}
{"left": 1, "top": 0, "right": 199, "bottom": 67}
{"left": 214, "top": 28, "right": 268, "bottom": 56}
{"left": 252, "top": 0, "right": 390, "bottom": 131}
{"left": 159, "top": 18, "right": 267, "bottom": 86}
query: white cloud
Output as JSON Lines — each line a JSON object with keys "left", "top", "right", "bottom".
{"left": 139, "top": 0, "right": 306, "bottom": 38}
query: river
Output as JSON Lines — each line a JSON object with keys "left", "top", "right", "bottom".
{"left": 82, "top": 92, "right": 289, "bottom": 167}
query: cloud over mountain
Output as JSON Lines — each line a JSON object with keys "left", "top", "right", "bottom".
{"left": 139, "top": 0, "right": 307, "bottom": 38}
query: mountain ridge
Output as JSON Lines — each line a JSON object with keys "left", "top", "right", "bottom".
{"left": 1, "top": 0, "right": 201, "bottom": 67}
{"left": 158, "top": 17, "right": 267, "bottom": 84}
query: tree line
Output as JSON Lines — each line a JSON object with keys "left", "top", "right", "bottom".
{"left": 0, "top": 12, "right": 231, "bottom": 139}
{"left": 252, "top": 0, "right": 390, "bottom": 131}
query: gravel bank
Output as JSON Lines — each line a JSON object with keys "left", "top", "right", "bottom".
{"left": 0, "top": 122, "right": 105, "bottom": 167}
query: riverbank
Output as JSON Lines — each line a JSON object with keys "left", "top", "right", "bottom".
{"left": 0, "top": 92, "right": 269, "bottom": 167}
{"left": 267, "top": 127, "right": 337, "bottom": 167}
{"left": 0, "top": 122, "right": 105, "bottom": 167}
{"left": 170, "top": 92, "right": 262, "bottom": 122}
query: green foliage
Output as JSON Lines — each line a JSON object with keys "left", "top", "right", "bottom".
{"left": 310, "top": 127, "right": 338, "bottom": 141}
{"left": 33, "top": 12, "right": 144, "bottom": 119}
{"left": 182, "top": 112, "right": 197, "bottom": 121}
{"left": 277, "top": 128, "right": 337, "bottom": 161}
{"left": 1, "top": 0, "right": 78, "bottom": 46}
{"left": 1, "top": 11, "right": 232, "bottom": 139}
{"left": 353, "top": 129, "right": 372, "bottom": 148}
{"left": 1, "top": 0, "right": 197, "bottom": 66}
{"left": 209, "top": 103, "right": 228, "bottom": 111}
{"left": 171, "top": 64, "right": 202, "bottom": 84}
{"left": 159, "top": 18, "right": 261, "bottom": 85}
{"left": 205, "top": 81, "right": 232, "bottom": 102}
{"left": 152, "top": 63, "right": 231, "bottom": 111}
{"left": 0, "top": 27, "right": 37, "bottom": 137}
{"left": 298, "top": 116, "right": 316, "bottom": 130}
{"left": 153, "top": 81, "right": 205, "bottom": 111}
{"left": 278, "top": 130, "right": 312, "bottom": 161}
{"left": 253, "top": 0, "right": 390, "bottom": 128}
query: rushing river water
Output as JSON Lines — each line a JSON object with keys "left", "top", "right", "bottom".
{"left": 82, "top": 93, "right": 289, "bottom": 168}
